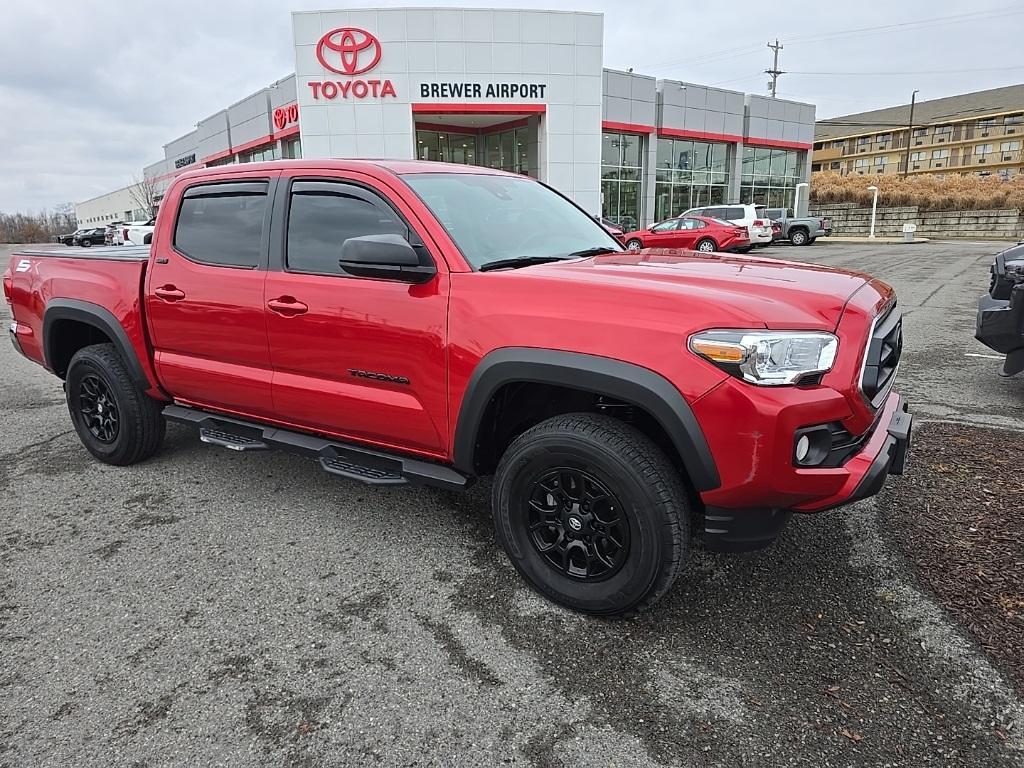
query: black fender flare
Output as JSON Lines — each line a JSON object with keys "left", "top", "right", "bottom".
{"left": 42, "top": 298, "right": 150, "bottom": 388}
{"left": 452, "top": 348, "right": 720, "bottom": 491}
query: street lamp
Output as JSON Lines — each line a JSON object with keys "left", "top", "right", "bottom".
{"left": 867, "top": 185, "right": 880, "bottom": 239}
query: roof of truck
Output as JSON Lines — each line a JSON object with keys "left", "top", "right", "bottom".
{"left": 176, "top": 158, "right": 515, "bottom": 181}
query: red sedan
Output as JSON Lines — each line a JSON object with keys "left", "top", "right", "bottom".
{"left": 621, "top": 216, "right": 750, "bottom": 253}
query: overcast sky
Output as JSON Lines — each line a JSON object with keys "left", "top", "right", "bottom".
{"left": 2, "top": 0, "right": 1021, "bottom": 213}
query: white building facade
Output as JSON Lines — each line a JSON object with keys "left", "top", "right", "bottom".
{"left": 78, "top": 8, "right": 816, "bottom": 233}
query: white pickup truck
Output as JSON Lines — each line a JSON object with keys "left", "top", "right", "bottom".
{"left": 122, "top": 218, "right": 156, "bottom": 246}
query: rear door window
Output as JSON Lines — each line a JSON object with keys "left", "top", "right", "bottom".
{"left": 723, "top": 207, "right": 746, "bottom": 220}
{"left": 173, "top": 182, "right": 269, "bottom": 268}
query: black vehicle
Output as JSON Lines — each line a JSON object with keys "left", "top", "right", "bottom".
{"left": 976, "top": 242, "right": 1024, "bottom": 376}
{"left": 72, "top": 228, "right": 107, "bottom": 248}
{"left": 56, "top": 229, "right": 88, "bottom": 246}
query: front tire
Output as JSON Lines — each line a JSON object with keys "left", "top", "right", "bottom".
{"left": 492, "top": 413, "right": 689, "bottom": 615}
{"left": 625, "top": 238, "right": 643, "bottom": 252}
{"left": 66, "top": 343, "right": 165, "bottom": 466}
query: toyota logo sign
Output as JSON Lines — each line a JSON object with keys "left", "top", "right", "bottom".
{"left": 316, "top": 27, "right": 382, "bottom": 76}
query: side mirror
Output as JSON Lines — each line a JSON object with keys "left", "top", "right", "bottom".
{"left": 339, "top": 234, "right": 437, "bottom": 284}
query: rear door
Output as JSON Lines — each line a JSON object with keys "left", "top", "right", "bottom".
{"left": 675, "top": 218, "right": 706, "bottom": 249}
{"left": 145, "top": 173, "right": 278, "bottom": 418}
{"left": 262, "top": 172, "right": 450, "bottom": 456}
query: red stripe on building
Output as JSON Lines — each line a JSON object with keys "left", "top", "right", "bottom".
{"left": 272, "top": 124, "right": 301, "bottom": 141}
{"left": 200, "top": 149, "right": 234, "bottom": 165}
{"left": 411, "top": 103, "right": 546, "bottom": 115}
{"left": 602, "top": 121, "right": 655, "bottom": 135}
{"left": 744, "top": 137, "right": 813, "bottom": 151}
{"left": 657, "top": 127, "right": 744, "bottom": 144}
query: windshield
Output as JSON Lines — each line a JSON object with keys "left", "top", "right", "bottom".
{"left": 402, "top": 173, "right": 622, "bottom": 270}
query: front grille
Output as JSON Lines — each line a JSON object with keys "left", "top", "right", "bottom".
{"left": 861, "top": 304, "right": 903, "bottom": 409}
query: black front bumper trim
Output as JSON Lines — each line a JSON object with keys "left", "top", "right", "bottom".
{"left": 703, "top": 507, "right": 792, "bottom": 553}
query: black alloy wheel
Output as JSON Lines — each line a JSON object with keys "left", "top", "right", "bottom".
{"left": 526, "top": 467, "right": 630, "bottom": 581}
{"left": 78, "top": 374, "right": 119, "bottom": 443}
{"left": 492, "top": 413, "right": 690, "bottom": 615}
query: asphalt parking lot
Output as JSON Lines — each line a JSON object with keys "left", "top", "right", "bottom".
{"left": 2, "top": 240, "right": 1022, "bottom": 767}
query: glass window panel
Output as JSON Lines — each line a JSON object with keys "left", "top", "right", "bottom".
{"left": 709, "top": 185, "right": 728, "bottom": 205}
{"left": 515, "top": 128, "right": 528, "bottom": 174}
{"left": 602, "top": 166, "right": 620, "bottom": 181}
{"left": 769, "top": 150, "right": 788, "bottom": 181}
{"left": 500, "top": 131, "right": 515, "bottom": 172}
{"left": 753, "top": 148, "right": 772, "bottom": 178}
{"left": 655, "top": 183, "right": 672, "bottom": 222}
{"left": 741, "top": 146, "right": 756, "bottom": 178}
{"left": 438, "top": 133, "right": 451, "bottom": 163}
{"left": 751, "top": 184, "right": 771, "bottom": 205}
{"left": 621, "top": 134, "right": 642, "bottom": 168}
{"left": 601, "top": 179, "right": 618, "bottom": 222}
{"left": 485, "top": 133, "right": 501, "bottom": 168}
{"left": 619, "top": 182, "right": 640, "bottom": 232}
{"left": 602, "top": 133, "right": 622, "bottom": 167}
{"left": 710, "top": 143, "right": 729, "bottom": 175}
{"left": 656, "top": 138, "right": 674, "bottom": 173}
{"left": 784, "top": 150, "right": 798, "bottom": 178}
{"left": 674, "top": 140, "right": 695, "bottom": 171}
{"left": 690, "top": 142, "right": 711, "bottom": 173}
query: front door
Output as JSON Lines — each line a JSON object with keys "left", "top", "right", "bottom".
{"left": 646, "top": 218, "right": 683, "bottom": 247}
{"left": 263, "top": 174, "right": 449, "bottom": 457}
{"left": 145, "top": 174, "right": 277, "bottom": 418}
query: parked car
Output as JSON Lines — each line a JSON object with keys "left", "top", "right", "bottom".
{"left": 770, "top": 220, "right": 783, "bottom": 241}
{"left": 72, "top": 228, "right": 106, "bottom": 247}
{"left": 123, "top": 218, "right": 157, "bottom": 246}
{"left": 682, "top": 204, "right": 772, "bottom": 249}
{"left": 595, "top": 216, "right": 624, "bottom": 242}
{"left": 976, "top": 241, "right": 1024, "bottom": 376}
{"left": 765, "top": 208, "right": 832, "bottom": 246}
{"left": 55, "top": 229, "right": 88, "bottom": 246}
{"left": 621, "top": 216, "right": 750, "bottom": 253}
{"left": 4, "top": 159, "right": 911, "bottom": 616}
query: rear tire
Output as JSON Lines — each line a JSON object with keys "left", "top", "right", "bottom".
{"left": 492, "top": 413, "right": 689, "bottom": 616}
{"left": 695, "top": 238, "right": 716, "bottom": 253}
{"left": 790, "top": 229, "right": 809, "bottom": 246}
{"left": 66, "top": 343, "right": 165, "bottom": 466}
{"left": 80, "top": 239, "right": 92, "bottom": 248}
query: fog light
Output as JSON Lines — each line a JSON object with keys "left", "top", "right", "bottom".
{"left": 795, "top": 435, "right": 811, "bottom": 462}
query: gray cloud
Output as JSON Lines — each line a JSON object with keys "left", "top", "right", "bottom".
{"left": 2, "top": 0, "right": 1021, "bottom": 212}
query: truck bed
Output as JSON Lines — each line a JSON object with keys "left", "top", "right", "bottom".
{"left": 15, "top": 245, "right": 150, "bottom": 261}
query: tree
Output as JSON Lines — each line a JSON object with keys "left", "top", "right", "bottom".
{"left": 129, "top": 174, "right": 159, "bottom": 219}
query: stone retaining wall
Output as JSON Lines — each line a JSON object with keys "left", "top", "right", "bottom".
{"left": 808, "top": 203, "right": 1024, "bottom": 240}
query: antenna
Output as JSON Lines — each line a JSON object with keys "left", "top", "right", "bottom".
{"left": 766, "top": 39, "right": 784, "bottom": 98}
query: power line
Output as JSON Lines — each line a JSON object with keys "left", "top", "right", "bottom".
{"left": 635, "top": 6, "right": 1024, "bottom": 74}
{"left": 788, "top": 65, "right": 1024, "bottom": 76}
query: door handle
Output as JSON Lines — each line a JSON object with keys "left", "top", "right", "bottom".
{"left": 267, "top": 297, "right": 308, "bottom": 316}
{"left": 154, "top": 285, "right": 185, "bottom": 301}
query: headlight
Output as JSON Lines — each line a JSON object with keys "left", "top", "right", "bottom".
{"left": 689, "top": 330, "right": 839, "bottom": 386}
{"left": 1004, "top": 259, "right": 1024, "bottom": 283}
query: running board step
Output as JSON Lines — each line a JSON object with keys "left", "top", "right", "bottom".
{"left": 200, "top": 427, "right": 268, "bottom": 451}
{"left": 163, "top": 404, "right": 469, "bottom": 491}
{"left": 319, "top": 454, "right": 406, "bottom": 485}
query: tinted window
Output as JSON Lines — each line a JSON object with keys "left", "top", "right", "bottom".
{"left": 679, "top": 219, "right": 703, "bottom": 230}
{"left": 287, "top": 186, "right": 408, "bottom": 275}
{"left": 724, "top": 207, "right": 746, "bottom": 220}
{"left": 702, "top": 207, "right": 724, "bottom": 219}
{"left": 174, "top": 184, "right": 268, "bottom": 268}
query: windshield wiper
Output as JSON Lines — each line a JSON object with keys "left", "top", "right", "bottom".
{"left": 478, "top": 255, "right": 575, "bottom": 272}
{"left": 564, "top": 247, "right": 619, "bottom": 259}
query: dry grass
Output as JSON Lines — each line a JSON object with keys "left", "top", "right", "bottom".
{"left": 811, "top": 171, "right": 1024, "bottom": 211}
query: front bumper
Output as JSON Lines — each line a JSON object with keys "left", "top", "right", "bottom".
{"left": 701, "top": 392, "right": 912, "bottom": 551}
{"left": 976, "top": 289, "right": 1024, "bottom": 375}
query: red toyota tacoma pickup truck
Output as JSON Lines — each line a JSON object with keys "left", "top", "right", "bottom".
{"left": 4, "top": 160, "right": 911, "bottom": 615}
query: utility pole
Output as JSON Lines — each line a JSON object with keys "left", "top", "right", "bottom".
{"left": 902, "top": 89, "right": 919, "bottom": 178}
{"left": 766, "top": 39, "right": 784, "bottom": 98}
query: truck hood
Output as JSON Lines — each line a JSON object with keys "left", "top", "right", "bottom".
{"left": 533, "top": 248, "right": 871, "bottom": 331}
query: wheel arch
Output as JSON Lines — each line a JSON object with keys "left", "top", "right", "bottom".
{"left": 42, "top": 299, "right": 149, "bottom": 388}
{"left": 452, "top": 348, "right": 720, "bottom": 491}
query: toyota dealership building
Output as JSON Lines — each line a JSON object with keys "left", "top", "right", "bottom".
{"left": 75, "top": 7, "right": 816, "bottom": 231}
